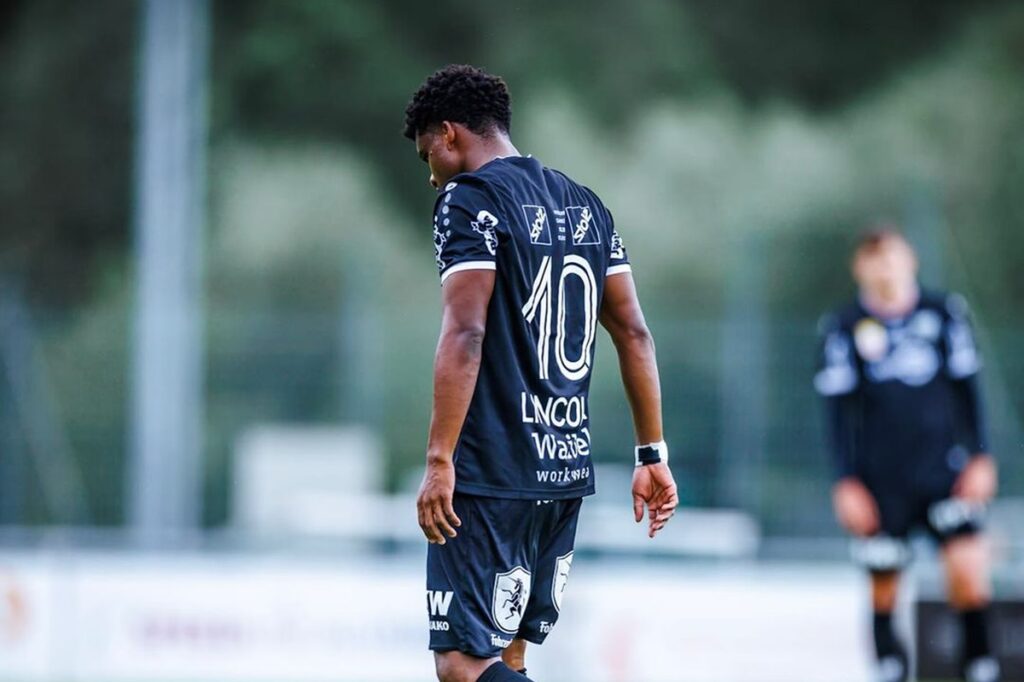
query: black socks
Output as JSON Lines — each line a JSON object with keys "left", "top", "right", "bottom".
{"left": 873, "top": 612, "right": 908, "bottom": 682}
{"left": 477, "top": 661, "right": 533, "bottom": 682}
{"left": 872, "top": 612, "right": 905, "bottom": 659}
{"left": 961, "top": 608, "right": 1000, "bottom": 682}
{"left": 961, "top": 608, "right": 992, "bottom": 661}
{"left": 872, "top": 609, "right": 999, "bottom": 682}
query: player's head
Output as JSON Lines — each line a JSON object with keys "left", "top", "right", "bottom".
{"left": 403, "top": 64, "right": 512, "bottom": 189}
{"left": 851, "top": 225, "right": 918, "bottom": 299}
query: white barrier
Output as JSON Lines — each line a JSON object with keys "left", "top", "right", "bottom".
{"left": 0, "top": 551, "right": 873, "bottom": 682}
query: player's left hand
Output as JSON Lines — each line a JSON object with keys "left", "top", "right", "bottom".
{"left": 632, "top": 462, "right": 679, "bottom": 539}
{"left": 953, "top": 454, "right": 998, "bottom": 503}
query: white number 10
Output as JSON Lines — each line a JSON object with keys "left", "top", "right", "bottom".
{"left": 521, "top": 255, "right": 598, "bottom": 382}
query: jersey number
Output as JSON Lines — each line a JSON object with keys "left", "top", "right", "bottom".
{"left": 522, "top": 255, "right": 598, "bottom": 382}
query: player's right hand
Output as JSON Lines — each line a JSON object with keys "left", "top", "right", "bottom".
{"left": 832, "top": 477, "right": 880, "bottom": 537}
{"left": 416, "top": 459, "right": 462, "bottom": 545}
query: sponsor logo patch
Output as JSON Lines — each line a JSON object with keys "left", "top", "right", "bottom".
{"left": 566, "top": 206, "right": 600, "bottom": 245}
{"left": 471, "top": 210, "right": 499, "bottom": 256}
{"left": 426, "top": 590, "right": 454, "bottom": 617}
{"left": 609, "top": 229, "right": 625, "bottom": 259}
{"left": 854, "top": 318, "right": 888, "bottom": 362}
{"left": 522, "top": 205, "right": 552, "bottom": 246}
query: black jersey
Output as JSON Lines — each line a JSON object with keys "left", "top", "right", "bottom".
{"left": 814, "top": 290, "right": 987, "bottom": 493}
{"left": 431, "top": 156, "right": 630, "bottom": 499}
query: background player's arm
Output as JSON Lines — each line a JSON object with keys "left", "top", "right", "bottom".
{"left": 824, "top": 393, "right": 879, "bottom": 536}
{"left": 815, "top": 322, "right": 880, "bottom": 536}
{"left": 944, "top": 297, "right": 998, "bottom": 503}
{"left": 416, "top": 269, "right": 496, "bottom": 544}
{"left": 599, "top": 272, "right": 678, "bottom": 538}
{"left": 946, "top": 372, "right": 995, "bottom": 499}
{"left": 948, "top": 364, "right": 996, "bottom": 503}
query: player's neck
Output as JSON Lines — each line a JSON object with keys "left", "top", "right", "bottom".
{"left": 464, "top": 136, "right": 521, "bottom": 173}
{"left": 860, "top": 283, "right": 920, "bottom": 319}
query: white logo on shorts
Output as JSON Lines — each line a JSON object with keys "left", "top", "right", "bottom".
{"left": 552, "top": 552, "right": 573, "bottom": 613}
{"left": 492, "top": 566, "right": 531, "bottom": 634}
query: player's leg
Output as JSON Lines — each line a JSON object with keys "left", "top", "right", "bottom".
{"left": 434, "top": 651, "right": 531, "bottom": 682}
{"left": 434, "top": 651, "right": 498, "bottom": 682}
{"left": 868, "top": 569, "right": 909, "bottom": 682}
{"left": 944, "top": 533, "right": 991, "bottom": 608}
{"left": 501, "top": 638, "right": 528, "bottom": 675}
{"left": 942, "top": 534, "right": 1000, "bottom": 682}
{"left": 853, "top": 489, "right": 913, "bottom": 682}
{"left": 927, "top": 496, "right": 1000, "bottom": 682}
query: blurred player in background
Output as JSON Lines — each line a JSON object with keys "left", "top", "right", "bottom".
{"left": 815, "top": 228, "right": 1000, "bottom": 682}
{"left": 403, "top": 65, "right": 678, "bottom": 682}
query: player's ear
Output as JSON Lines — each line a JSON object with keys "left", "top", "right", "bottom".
{"left": 440, "top": 121, "right": 457, "bottom": 150}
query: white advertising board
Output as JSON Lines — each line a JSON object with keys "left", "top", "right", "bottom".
{"left": 0, "top": 551, "right": 872, "bottom": 682}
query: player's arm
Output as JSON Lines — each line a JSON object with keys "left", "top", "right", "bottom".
{"left": 950, "top": 374, "right": 997, "bottom": 502}
{"left": 599, "top": 271, "right": 678, "bottom": 538}
{"left": 944, "top": 297, "right": 997, "bottom": 502}
{"left": 826, "top": 394, "right": 879, "bottom": 536}
{"left": 814, "top": 319, "right": 878, "bottom": 536}
{"left": 416, "top": 269, "right": 496, "bottom": 545}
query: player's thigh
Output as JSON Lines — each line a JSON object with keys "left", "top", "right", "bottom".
{"left": 517, "top": 498, "right": 583, "bottom": 644}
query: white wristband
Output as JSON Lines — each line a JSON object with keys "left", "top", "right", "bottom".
{"left": 634, "top": 441, "right": 669, "bottom": 467}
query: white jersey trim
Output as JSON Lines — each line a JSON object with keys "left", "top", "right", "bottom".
{"left": 440, "top": 260, "right": 496, "bottom": 284}
{"left": 606, "top": 264, "right": 632, "bottom": 277}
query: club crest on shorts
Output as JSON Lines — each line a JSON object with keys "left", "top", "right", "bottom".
{"left": 552, "top": 551, "right": 573, "bottom": 613}
{"left": 492, "top": 566, "right": 531, "bottom": 634}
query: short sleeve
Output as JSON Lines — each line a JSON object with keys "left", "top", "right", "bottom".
{"left": 945, "top": 293, "right": 981, "bottom": 379}
{"left": 813, "top": 315, "right": 859, "bottom": 397}
{"left": 604, "top": 208, "right": 631, "bottom": 277}
{"left": 432, "top": 180, "right": 503, "bottom": 284}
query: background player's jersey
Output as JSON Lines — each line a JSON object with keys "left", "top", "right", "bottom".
{"left": 814, "top": 290, "right": 987, "bottom": 494}
{"left": 431, "top": 156, "right": 630, "bottom": 499}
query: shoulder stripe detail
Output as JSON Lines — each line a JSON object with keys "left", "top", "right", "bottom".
{"left": 440, "top": 260, "right": 497, "bottom": 284}
{"left": 606, "top": 264, "right": 632, "bottom": 277}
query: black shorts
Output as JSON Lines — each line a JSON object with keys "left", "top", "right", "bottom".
{"left": 425, "top": 493, "right": 582, "bottom": 658}
{"left": 852, "top": 488, "right": 985, "bottom": 573}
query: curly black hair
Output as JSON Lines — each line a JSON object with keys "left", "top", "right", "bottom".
{"left": 403, "top": 64, "right": 511, "bottom": 140}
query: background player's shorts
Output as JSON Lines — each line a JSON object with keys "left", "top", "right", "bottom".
{"left": 852, "top": 488, "right": 986, "bottom": 573}
{"left": 426, "top": 494, "right": 582, "bottom": 658}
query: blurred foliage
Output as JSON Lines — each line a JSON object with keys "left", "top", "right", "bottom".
{"left": 1, "top": 0, "right": 1023, "bottom": 531}
{"left": 0, "top": 0, "right": 136, "bottom": 306}
{"left": 4, "top": 0, "right": 1017, "bottom": 304}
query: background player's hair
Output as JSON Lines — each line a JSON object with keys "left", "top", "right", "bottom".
{"left": 403, "top": 64, "right": 511, "bottom": 140}
{"left": 853, "top": 222, "right": 913, "bottom": 259}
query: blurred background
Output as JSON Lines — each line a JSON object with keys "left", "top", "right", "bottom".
{"left": 1, "top": 0, "right": 1023, "bottom": 680}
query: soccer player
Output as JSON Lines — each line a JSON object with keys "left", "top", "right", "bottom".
{"left": 815, "top": 228, "right": 1000, "bottom": 682}
{"left": 403, "top": 65, "right": 678, "bottom": 682}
